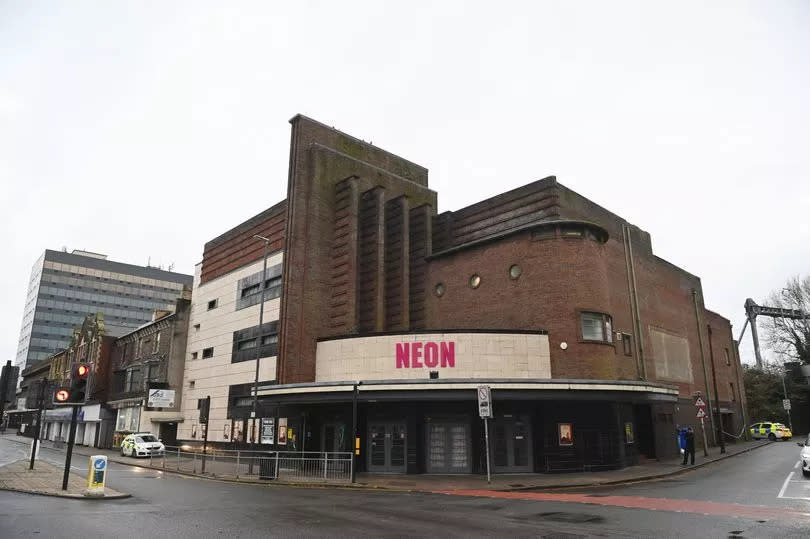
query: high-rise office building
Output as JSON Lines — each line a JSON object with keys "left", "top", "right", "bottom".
{"left": 14, "top": 249, "right": 193, "bottom": 370}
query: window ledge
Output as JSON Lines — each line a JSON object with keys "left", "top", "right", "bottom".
{"left": 578, "top": 339, "right": 616, "bottom": 348}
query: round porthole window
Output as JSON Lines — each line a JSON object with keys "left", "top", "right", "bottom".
{"left": 509, "top": 264, "right": 522, "bottom": 279}
{"left": 469, "top": 274, "right": 481, "bottom": 289}
{"left": 435, "top": 283, "right": 446, "bottom": 297}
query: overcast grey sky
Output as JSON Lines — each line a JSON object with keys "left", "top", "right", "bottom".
{"left": 1, "top": 1, "right": 808, "bottom": 367}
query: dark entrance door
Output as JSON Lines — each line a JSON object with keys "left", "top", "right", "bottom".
{"left": 159, "top": 423, "right": 178, "bottom": 446}
{"left": 367, "top": 422, "right": 407, "bottom": 473}
{"left": 633, "top": 404, "right": 655, "bottom": 458}
{"left": 426, "top": 421, "right": 471, "bottom": 474}
{"left": 322, "top": 422, "right": 348, "bottom": 453}
{"left": 491, "top": 416, "right": 532, "bottom": 473}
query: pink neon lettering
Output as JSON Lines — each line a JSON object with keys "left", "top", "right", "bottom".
{"left": 396, "top": 343, "right": 410, "bottom": 368}
{"left": 440, "top": 342, "right": 455, "bottom": 367}
{"left": 424, "top": 342, "right": 439, "bottom": 368}
{"left": 412, "top": 342, "right": 423, "bottom": 368}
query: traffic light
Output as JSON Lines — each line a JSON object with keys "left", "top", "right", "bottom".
{"left": 53, "top": 388, "right": 71, "bottom": 405}
{"left": 69, "top": 363, "right": 90, "bottom": 403}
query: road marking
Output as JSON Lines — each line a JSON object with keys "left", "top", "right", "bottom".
{"left": 795, "top": 461, "right": 800, "bottom": 469}
{"left": 777, "top": 472, "right": 794, "bottom": 499}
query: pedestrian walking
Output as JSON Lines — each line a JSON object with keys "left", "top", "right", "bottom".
{"left": 682, "top": 426, "right": 695, "bottom": 465}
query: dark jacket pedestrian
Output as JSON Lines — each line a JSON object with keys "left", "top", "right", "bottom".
{"left": 682, "top": 427, "right": 696, "bottom": 465}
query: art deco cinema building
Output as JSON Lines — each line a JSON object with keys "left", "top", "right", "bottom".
{"left": 179, "top": 115, "right": 746, "bottom": 474}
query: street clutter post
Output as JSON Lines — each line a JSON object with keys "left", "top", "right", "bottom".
{"left": 85, "top": 455, "right": 107, "bottom": 497}
{"left": 351, "top": 382, "right": 359, "bottom": 483}
{"left": 695, "top": 394, "right": 709, "bottom": 457}
{"left": 30, "top": 379, "right": 48, "bottom": 470}
{"left": 62, "top": 405, "right": 79, "bottom": 491}
{"left": 478, "top": 385, "right": 493, "bottom": 485}
{"left": 200, "top": 395, "right": 210, "bottom": 474}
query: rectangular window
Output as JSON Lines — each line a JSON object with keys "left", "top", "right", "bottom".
{"left": 207, "top": 299, "right": 218, "bottom": 310}
{"left": 729, "top": 382, "right": 735, "bottom": 401}
{"left": 724, "top": 348, "right": 730, "bottom": 366}
{"left": 153, "top": 332, "right": 161, "bottom": 353}
{"left": 241, "top": 283, "right": 260, "bottom": 298}
{"left": 191, "top": 351, "right": 198, "bottom": 360}
{"left": 237, "top": 338, "right": 257, "bottom": 351}
{"left": 581, "top": 312, "right": 612, "bottom": 343}
{"left": 622, "top": 334, "right": 633, "bottom": 356}
{"left": 189, "top": 380, "right": 195, "bottom": 388}
{"left": 235, "top": 264, "right": 283, "bottom": 310}
{"left": 126, "top": 368, "right": 142, "bottom": 392}
{"left": 231, "top": 321, "right": 280, "bottom": 363}
{"left": 146, "top": 363, "right": 160, "bottom": 382}
{"left": 202, "top": 347, "right": 214, "bottom": 359}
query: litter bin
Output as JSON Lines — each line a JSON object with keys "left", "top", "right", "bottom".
{"left": 258, "top": 454, "right": 276, "bottom": 480}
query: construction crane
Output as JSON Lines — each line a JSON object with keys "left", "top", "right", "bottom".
{"left": 738, "top": 298, "right": 809, "bottom": 369}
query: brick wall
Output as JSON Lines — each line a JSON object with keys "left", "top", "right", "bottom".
{"left": 278, "top": 115, "right": 437, "bottom": 383}
{"left": 200, "top": 201, "right": 287, "bottom": 284}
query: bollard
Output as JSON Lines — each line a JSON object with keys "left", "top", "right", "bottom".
{"left": 85, "top": 455, "right": 107, "bottom": 498}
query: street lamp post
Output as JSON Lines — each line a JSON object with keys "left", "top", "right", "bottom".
{"left": 251, "top": 235, "right": 271, "bottom": 456}
{"left": 781, "top": 370, "right": 794, "bottom": 432}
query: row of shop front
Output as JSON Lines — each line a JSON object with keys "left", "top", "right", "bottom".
{"left": 10, "top": 400, "right": 181, "bottom": 450}
{"left": 218, "top": 380, "right": 680, "bottom": 474}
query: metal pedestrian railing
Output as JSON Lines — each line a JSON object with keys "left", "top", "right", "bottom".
{"left": 148, "top": 446, "right": 353, "bottom": 483}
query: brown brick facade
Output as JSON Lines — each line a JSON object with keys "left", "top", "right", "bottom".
{"left": 196, "top": 116, "right": 745, "bottom": 440}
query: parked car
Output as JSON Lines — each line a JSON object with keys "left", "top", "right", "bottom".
{"left": 749, "top": 422, "right": 792, "bottom": 441}
{"left": 120, "top": 433, "right": 165, "bottom": 458}
{"left": 799, "top": 435, "right": 810, "bottom": 478}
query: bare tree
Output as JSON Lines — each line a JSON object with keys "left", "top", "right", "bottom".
{"left": 763, "top": 275, "right": 810, "bottom": 364}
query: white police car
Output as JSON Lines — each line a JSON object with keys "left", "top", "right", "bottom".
{"left": 799, "top": 434, "right": 810, "bottom": 478}
{"left": 120, "top": 433, "right": 165, "bottom": 458}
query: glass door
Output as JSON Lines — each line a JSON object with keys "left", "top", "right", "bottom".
{"left": 426, "top": 422, "right": 471, "bottom": 473}
{"left": 367, "top": 422, "right": 407, "bottom": 473}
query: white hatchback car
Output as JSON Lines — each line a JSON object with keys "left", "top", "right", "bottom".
{"left": 799, "top": 434, "right": 810, "bottom": 478}
{"left": 120, "top": 433, "right": 165, "bottom": 458}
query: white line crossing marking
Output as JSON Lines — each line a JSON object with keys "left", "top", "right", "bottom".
{"left": 795, "top": 461, "right": 801, "bottom": 469}
{"left": 778, "top": 471, "right": 794, "bottom": 499}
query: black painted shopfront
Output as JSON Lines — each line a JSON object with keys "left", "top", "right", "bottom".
{"left": 236, "top": 383, "right": 678, "bottom": 475}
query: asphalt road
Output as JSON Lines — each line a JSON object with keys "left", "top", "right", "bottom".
{"left": 1, "top": 437, "right": 808, "bottom": 538}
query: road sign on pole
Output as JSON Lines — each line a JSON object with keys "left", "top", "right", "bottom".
{"left": 477, "top": 386, "right": 493, "bottom": 485}
{"left": 477, "top": 385, "right": 492, "bottom": 418}
{"left": 783, "top": 399, "right": 791, "bottom": 411}
{"left": 694, "top": 396, "right": 707, "bottom": 408}
{"left": 696, "top": 408, "right": 706, "bottom": 419}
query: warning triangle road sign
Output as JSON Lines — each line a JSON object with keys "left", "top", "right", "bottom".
{"left": 694, "top": 396, "right": 707, "bottom": 408}
{"left": 696, "top": 408, "right": 707, "bottom": 419}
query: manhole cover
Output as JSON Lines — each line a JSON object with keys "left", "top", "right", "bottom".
{"left": 537, "top": 512, "right": 605, "bottom": 524}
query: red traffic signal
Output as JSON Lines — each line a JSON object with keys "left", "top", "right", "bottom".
{"left": 68, "top": 363, "right": 90, "bottom": 403}
{"left": 53, "top": 388, "right": 70, "bottom": 405}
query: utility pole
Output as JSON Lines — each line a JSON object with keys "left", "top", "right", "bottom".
{"left": 250, "top": 235, "right": 270, "bottom": 474}
{"left": 781, "top": 371, "right": 793, "bottom": 432}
